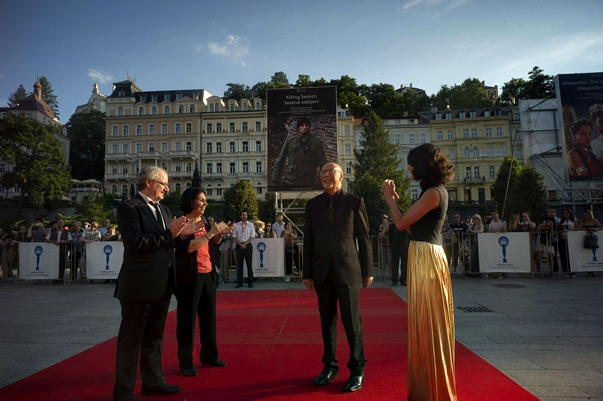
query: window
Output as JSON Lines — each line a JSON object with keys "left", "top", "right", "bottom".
{"left": 420, "top": 133, "right": 426, "bottom": 143}
{"left": 474, "top": 166, "right": 480, "bottom": 179}
{"left": 112, "top": 185, "right": 118, "bottom": 194}
{"left": 346, "top": 163, "right": 352, "bottom": 174}
{"left": 459, "top": 112, "right": 466, "bottom": 119}
{"left": 149, "top": 124, "right": 155, "bottom": 135}
{"left": 161, "top": 124, "right": 167, "bottom": 134}
{"left": 345, "top": 126, "right": 350, "bottom": 136}
{"left": 161, "top": 162, "right": 167, "bottom": 170}
{"left": 489, "top": 166, "right": 495, "bottom": 178}
{"left": 230, "top": 104, "right": 235, "bottom": 112}
{"left": 206, "top": 123, "right": 213, "bottom": 133}
{"left": 464, "top": 148, "right": 470, "bottom": 158}
{"left": 118, "top": 107, "right": 123, "bottom": 116}
{"left": 179, "top": 105, "right": 184, "bottom": 114}
{"left": 465, "top": 167, "right": 472, "bottom": 179}
{"left": 463, "top": 129, "right": 468, "bottom": 139}
{"left": 112, "top": 126, "right": 118, "bottom": 136}
{"left": 242, "top": 141, "right": 249, "bottom": 153}
{"left": 256, "top": 184, "right": 262, "bottom": 195}
{"left": 175, "top": 183, "right": 181, "bottom": 193}
{"left": 206, "top": 142, "right": 213, "bottom": 153}
{"left": 411, "top": 189, "right": 419, "bottom": 200}
{"left": 209, "top": 104, "right": 214, "bottom": 112}
{"left": 216, "top": 185, "right": 222, "bottom": 195}
{"left": 473, "top": 147, "right": 478, "bottom": 157}
{"left": 484, "top": 110, "right": 490, "bottom": 117}
{"left": 229, "top": 122, "right": 235, "bottom": 133}
{"left": 256, "top": 140, "right": 262, "bottom": 152}
{"left": 152, "top": 106, "right": 157, "bottom": 115}
{"left": 470, "top": 111, "right": 476, "bottom": 118}
{"left": 515, "top": 147, "right": 523, "bottom": 160}
{"left": 394, "top": 134, "right": 400, "bottom": 144}
{"left": 112, "top": 165, "right": 118, "bottom": 174}
{"left": 112, "top": 144, "right": 118, "bottom": 153}
{"left": 186, "top": 162, "right": 192, "bottom": 172}
{"left": 175, "top": 142, "right": 181, "bottom": 151}
{"left": 186, "top": 142, "right": 192, "bottom": 151}
{"left": 498, "top": 146, "right": 504, "bottom": 156}
{"left": 216, "top": 142, "right": 222, "bottom": 153}
{"left": 216, "top": 123, "right": 222, "bottom": 133}
{"left": 255, "top": 121, "right": 261, "bottom": 132}
{"left": 407, "top": 119, "right": 415, "bottom": 124}
{"left": 189, "top": 105, "right": 195, "bottom": 113}
{"left": 449, "top": 148, "right": 455, "bottom": 159}
{"left": 446, "top": 112, "right": 451, "bottom": 119}
{"left": 242, "top": 162, "right": 249, "bottom": 173}
{"left": 186, "top": 122, "right": 192, "bottom": 133}
{"left": 229, "top": 162, "right": 235, "bottom": 174}
{"left": 437, "top": 130, "right": 442, "bottom": 140}
{"left": 175, "top": 162, "right": 181, "bottom": 172}
{"left": 138, "top": 107, "right": 144, "bottom": 116}
{"left": 149, "top": 143, "right": 155, "bottom": 152}
{"left": 242, "top": 122, "right": 248, "bottom": 132}
{"left": 255, "top": 102, "right": 261, "bottom": 110}
{"left": 136, "top": 125, "right": 142, "bottom": 136}
{"left": 486, "top": 128, "right": 492, "bottom": 138}
{"left": 243, "top": 103, "right": 248, "bottom": 111}
{"left": 206, "top": 185, "right": 212, "bottom": 196}
{"left": 123, "top": 126, "right": 129, "bottom": 136}
{"left": 229, "top": 142, "right": 235, "bottom": 153}
{"left": 409, "top": 134, "right": 415, "bottom": 144}
{"left": 447, "top": 130, "right": 453, "bottom": 140}
{"left": 435, "top": 113, "right": 441, "bottom": 120}
{"left": 345, "top": 144, "right": 351, "bottom": 155}
{"left": 136, "top": 143, "right": 142, "bottom": 153}
{"left": 256, "top": 161, "right": 262, "bottom": 173}
{"left": 175, "top": 123, "right": 181, "bottom": 134}
{"left": 161, "top": 143, "right": 168, "bottom": 153}
{"left": 471, "top": 128, "right": 477, "bottom": 138}
{"left": 122, "top": 164, "right": 128, "bottom": 174}
{"left": 206, "top": 163, "right": 212, "bottom": 174}
{"left": 487, "top": 146, "right": 493, "bottom": 157}
{"left": 216, "top": 162, "right": 222, "bottom": 173}
{"left": 496, "top": 127, "right": 503, "bottom": 137}
{"left": 164, "top": 106, "right": 170, "bottom": 114}
{"left": 123, "top": 144, "right": 129, "bottom": 154}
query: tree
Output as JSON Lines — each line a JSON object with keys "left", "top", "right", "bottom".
{"left": 66, "top": 110, "right": 106, "bottom": 180}
{"left": 270, "top": 71, "right": 290, "bottom": 88}
{"left": 222, "top": 180, "right": 258, "bottom": 222}
{"left": 38, "top": 76, "right": 59, "bottom": 118}
{"left": 73, "top": 193, "right": 115, "bottom": 224}
{"left": 161, "top": 191, "right": 183, "bottom": 216}
{"left": 499, "top": 78, "right": 527, "bottom": 105}
{"left": 0, "top": 113, "right": 71, "bottom": 210}
{"left": 431, "top": 78, "right": 492, "bottom": 110}
{"left": 500, "top": 66, "right": 554, "bottom": 105}
{"left": 491, "top": 156, "right": 521, "bottom": 221}
{"left": 352, "top": 111, "right": 411, "bottom": 233}
{"left": 360, "top": 83, "right": 405, "bottom": 118}
{"left": 507, "top": 164, "right": 548, "bottom": 224}
{"left": 192, "top": 160, "right": 201, "bottom": 187}
{"left": 257, "top": 192, "right": 276, "bottom": 224}
{"left": 7, "top": 84, "right": 28, "bottom": 107}
{"left": 223, "top": 83, "right": 252, "bottom": 100}
{"left": 330, "top": 75, "right": 368, "bottom": 117}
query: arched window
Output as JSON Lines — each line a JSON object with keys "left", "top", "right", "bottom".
{"left": 229, "top": 104, "right": 234, "bottom": 112}
{"left": 255, "top": 102, "right": 261, "bottom": 110}
{"left": 186, "top": 182, "right": 192, "bottom": 189}
{"left": 122, "top": 185, "right": 128, "bottom": 198}
{"left": 464, "top": 148, "right": 470, "bottom": 158}
{"left": 242, "top": 103, "right": 248, "bottom": 111}
{"left": 179, "top": 105, "right": 184, "bottom": 114}
{"left": 175, "top": 183, "right": 181, "bottom": 193}
{"left": 164, "top": 106, "right": 170, "bottom": 114}
{"left": 112, "top": 185, "right": 118, "bottom": 194}
{"left": 209, "top": 104, "right": 214, "bottom": 112}
{"left": 117, "top": 107, "right": 123, "bottom": 116}
{"left": 138, "top": 107, "right": 144, "bottom": 116}
{"left": 151, "top": 106, "right": 157, "bottom": 115}
{"left": 215, "top": 103, "right": 220, "bottom": 112}
{"left": 473, "top": 147, "right": 478, "bottom": 157}
{"left": 206, "top": 184, "right": 212, "bottom": 196}
{"left": 189, "top": 105, "right": 195, "bottom": 113}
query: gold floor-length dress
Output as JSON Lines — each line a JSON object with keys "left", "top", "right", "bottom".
{"left": 407, "top": 240, "right": 457, "bottom": 401}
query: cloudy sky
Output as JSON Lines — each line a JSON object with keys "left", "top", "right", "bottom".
{"left": 1, "top": 0, "right": 601, "bottom": 120}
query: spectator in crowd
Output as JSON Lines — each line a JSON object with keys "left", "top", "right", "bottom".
{"left": 535, "top": 218, "right": 557, "bottom": 276}
{"left": 558, "top": 209, "right": 576, "bottom": 278}
{"left": 272, "top": 212, "right": 286, "bottom": 238}
{"left": 484, "top": 212, "right": 492, "bottom": 232}
{"left": 576, "top": 210, "right": 601, "bottom": 278}
{"left": 465, "top": 215, "right": 473, "bottom": 226}
{"left": 255, "top": 221, "right": 265, "bottom": 238}
{"left": 80, "top": 221, "right": 102, "bottom": 281}
{"left": 219, "top": 231, "right": 234, "bottom": 283}
{"left": 544, "top": 209, "right": 561, "bottom": 271}
{"left": 70, "top": 221, "right": 85, "bottom": 280}
{"left": 459, "top": 240, "right": 471, "bottom": 274}
{"left": 281, "top": 221, "right": 298, "bottom": 282}
{"left": 99, "top": 218, "right": 112, "bottom": 237}
{"left": 488, "top": 210, "right": 507, "bottom": 233}
{"left": 389, "top": 218, "right": 409, "bottom": 286}
{"left": 102, "top": 225, "right": 120, "bottom": 241}
{"left": 46, "top": 219, "right": 72, "bottom": 284}
{"left": 441, "top": 218, "right": 453, "bottom": 267}
{"left": 264, "top": 222, "right": 277, "bottom": 238}
{"left": 232, "top": 211, "right": 256, "bottom": 288}
{"left": 467, "top": 214, "right": 484, "bottom": 277}
{"left": 15, "top": 224, "right": 30, "bottom": 242}
{"left": 0, "top": 224, "right": 16, "bottom": 279}
{"left": 512, "top": 211, "right": 537, "bottom": 275}
{"left": 29, "top": 218, "right": 47, "bottom": 242}
{"left": 450, "top": 213, "right": 468, "bottom": 269}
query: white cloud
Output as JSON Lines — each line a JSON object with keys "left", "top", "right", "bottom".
{"left": 88, "top": 69, "right": 114, "bottom": 84}
{"left": 399, "top": 0, "right": 470, "bottom": 18}
{"left": 207, "top": 35, "right": 249, "bottom": 58}
{"left": 241, "top": 61, "right": 246, "bottom": 66}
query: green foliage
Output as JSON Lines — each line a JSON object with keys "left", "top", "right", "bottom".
{"left": 161, "top": 191, "right": 183, "bottom": 216}
{"left": 192, "top": 160, "right": 201, "bottom": 187}
{"left": 359, "top": 83, "right": 405, "bottom": 118}
{"left": 258, "top": 192, "right": 276, "bottom": 223}
{"left": 499, "top": 78, "right": 527, "bottom": 105}
{"left": 352, "top": 111, "right": 411, "bottom": 231}
{"left": 0, "top": 113, "right": 71, "bottom": 210}
{"left": 8, "top": 84, "right": 28, "bottom": 107}
{"left": 38, "top": 76, "right": 59, "bottom": 117}
{"left": 491, "top": 156, "right": 521, "bottom": 217}
{"left": 222, "top": 180, "right": 258, "bottom": 222}
{"left": 223, "top": 83, "right": 252, "bottom": 100}
{"left": 500, "top": 66, "right": 554, "bottom": 105}
{"left": 72, "top": 193, "right": 114, "bottom": 224}
{"left": 66, "top": 109, "right": 106, "bottom": 180}
{"left": 431, "top": 78, "right": 493, "bottom": 110}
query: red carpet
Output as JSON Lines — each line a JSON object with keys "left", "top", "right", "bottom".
{"left": 0, "top": 288, "right": 538, "bottom": 400}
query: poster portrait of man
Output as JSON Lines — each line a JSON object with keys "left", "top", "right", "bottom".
{"left": 267, "top": 87, "right": 338, "bottom": 192}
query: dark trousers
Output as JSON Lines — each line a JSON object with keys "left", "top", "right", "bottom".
{"left": 558, "top": 237, "right": 571, "bottom": 273}
{"left": 236, "top": 244, "right": 253, "bottom": 284}
{"left": 391, "top": 245, "right": 408, "bottom": 284}
{"left": 58, "top": 245, "right": 69, "bottom": 279}
{"left": 113, "top": 284, "right": 172, "bottom": 399}
{"left": 315, "top": 266, "right": 366, "bottom": 376}
{"left": 285, "top": 247, "right": 299, "bottom": 275}
{"left": 176, "top": 272, "right": 218, "bottom": 368}
{"left": 70, "top": 250, "right": 82, "bottom": 280}
{"left": 471, "top": 242, "right": 480, "bottom": 273}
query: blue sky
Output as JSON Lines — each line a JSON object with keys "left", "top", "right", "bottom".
{"left": 1, "top": 0, "right": 602, "bottom": 121}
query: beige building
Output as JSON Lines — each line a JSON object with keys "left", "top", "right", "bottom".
{"left": 74, "top": 83, "right": 107, "bottom": 114}
{"left": 423, "top": 107, "right": 519, "bottom": 203}
{"left": 104, "top": 78, "right": 211, "bottom": 198}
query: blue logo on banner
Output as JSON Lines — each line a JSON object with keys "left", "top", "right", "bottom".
{"left": 103, "top": 245, "right": 113, "bottom": 270}
{"left": 498, "top": 236, "right": 509, "bottom": 263}
{"left": 256, "top": 242, "right": 267, "bottom": 268}
{"left": 591, "top": 234, "right": 598, "bottom": 261}
{"left": 34, "top": 246, "right": 43, "bottom": 270}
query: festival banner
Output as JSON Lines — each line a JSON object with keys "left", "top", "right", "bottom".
{"left": 18, "top": 243, "right": 60, "bottom": 280}
{"left": 555, "top": 72, "right": 603, "bottom": 181}
{"left": 566, "top": 230, "right": 603, "bottom": 272}
{"left": 85, "top": 241, "right": 123, "bottom": 279}
{"left": 478, "top": 232, "right": 531, "bottom": 273}
{"left": 267, "top": 86, "right": 338, "bottom": 192}
{"left": 244, "top": 238, "right": 285, "bottom": 277}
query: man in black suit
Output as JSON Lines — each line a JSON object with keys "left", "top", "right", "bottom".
{"left": 112, "top": 166, "right": 202, "bottom": 401}
{"left": 303, "top": 162, "right": 373, "bottom": 393}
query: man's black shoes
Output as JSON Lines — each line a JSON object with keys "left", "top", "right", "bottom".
{"left": 201, "top": 359, "right": 227, "bottom": 367}
{"left": 141, "top": 383, "right": 182, "bottom": 396}
{"left": 342, "top": 374, "right": 365, "bottom": 392}
{"left": 179, "top": 365, "right": 198, "bottom": 376}
{"left": 235, "top": 283, "right": 243, "bottom": 288}
{"left": 113, "top": 394, "right": 133, "bottom": 401}
{"left": 313, "top": 369, "right": 338, "bottom": 386}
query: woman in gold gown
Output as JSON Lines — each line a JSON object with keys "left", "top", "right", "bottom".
{"left": 382, "top": 143, "right": 456, "bottom": 401}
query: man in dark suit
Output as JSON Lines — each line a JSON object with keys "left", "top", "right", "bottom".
{"left": 303, "top": 162, "right": 373, "bottom": 393}
{"left": 112, "top": 166, "right": 202, "bottom": 401}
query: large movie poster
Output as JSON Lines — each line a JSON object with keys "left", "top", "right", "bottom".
{"left": 267, "top": 87, "right": 337, "bottom": 192}
{"left": 555, "top": 72, "right": 603, "bottom": 181}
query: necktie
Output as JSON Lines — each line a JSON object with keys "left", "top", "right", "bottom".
{"left": 328, "top": 197, "right": 334, "bottom": 223}
{"left": 150, "top": 201, "right": 165, "bottom": 229}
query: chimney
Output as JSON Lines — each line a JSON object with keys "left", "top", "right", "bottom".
{"left": 34, "top": 78, "right": 43, "bottom": 99}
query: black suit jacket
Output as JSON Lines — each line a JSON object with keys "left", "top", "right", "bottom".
{"left": 114, "top": 194, "right": 175, "bottom": 301}
{"left": 303, "top": 191, "right": 373, "bottom": 285}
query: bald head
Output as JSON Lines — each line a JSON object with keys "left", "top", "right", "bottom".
{"left": 320, "top": 162, "right": 343, "bottom": 195}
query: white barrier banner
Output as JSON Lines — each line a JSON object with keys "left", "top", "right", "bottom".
{"left": 566, "top": 230, "right": 603, "bottom": 272}
{"left": 244, "top": 238, "right": 285, "bottom": 277}
{"left": 478, "top": 232, "right": 531, "bottom": 273}
{"left": 85, "top": 242, "right": 123, "bottom": 279}
{"left": 18, "top": 243, "right": 60, "bottom": 279}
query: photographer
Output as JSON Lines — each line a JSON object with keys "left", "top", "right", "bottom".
{"left": 28, "top": 219, "right": 48, "bottom": 242}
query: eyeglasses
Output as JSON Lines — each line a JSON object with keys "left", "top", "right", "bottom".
{"left": 154, "top": 180, "right": 169, "bottom": 187}
{"left": 92, "top": 225, "right": 98, "bottom": 228}
{"left": 320, "top": 168, "right": 342, "bottom": 175}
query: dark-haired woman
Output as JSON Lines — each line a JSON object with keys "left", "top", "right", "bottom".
{"left": 174, "top": 188, "right": 232, "bottom": 376}
{"left": 382, "top": 143, "right": 457, "bottom": 401}
{"left": 557, "top": 209, "right": 576, "bottom": 277}
{"left": 567, "top": 119, "right": 603, "bottom": 177}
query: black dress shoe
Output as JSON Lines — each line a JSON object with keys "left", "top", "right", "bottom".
{"left": 141, "top": 383, "right": 182, "bottom": 396}
{"left": 113, "top": 394, "right": 134, "bottom": 401}
{"left": 342, "top": 374, "right": 364, "bottom": 392}
{"left": 235, "top": 283, "right": 243, "bottom": 288}
{"left": 179, "top": 365, "right": 198, "bottom": 376}
{"left": 401, "top": 281, "right": 407, "bottom": 286}
{"left": 201, "top": 359, "right": 226, "bottom": 367}
{"left": 248, "top": 283, "right": 254, "bottom": 288}
{"left": 391, "top": 282, "right": 397, "bottom": 286}
{"left": 313, "top": 369, "right": 338, "bottom": 386}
